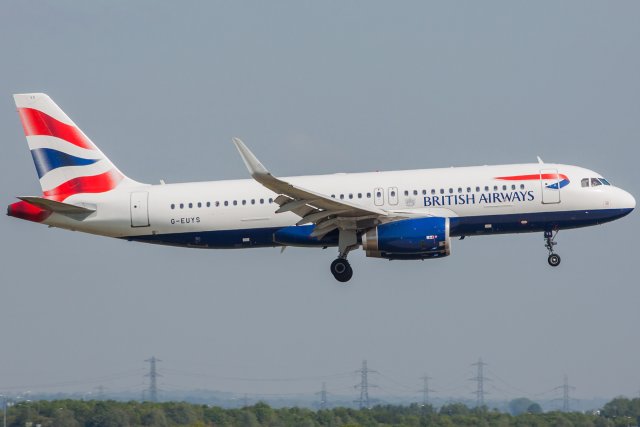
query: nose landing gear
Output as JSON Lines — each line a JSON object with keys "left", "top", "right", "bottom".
{"left": 545, "top": 230, "right": 561, "bottom": 267}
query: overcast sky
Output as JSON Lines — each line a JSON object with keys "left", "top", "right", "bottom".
{"left": 1, "top": 1, "right": 639, "bottom": 404}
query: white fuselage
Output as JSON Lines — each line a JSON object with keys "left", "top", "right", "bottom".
{"left": 40, "top": 162, "right": 635, "bottom": 249}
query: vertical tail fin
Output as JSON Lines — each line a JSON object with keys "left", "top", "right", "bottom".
{"left": 13, "top": 93, "right": 136, "bottom": 201}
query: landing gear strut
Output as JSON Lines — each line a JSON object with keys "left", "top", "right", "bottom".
{"left": 330, "top": 229, "right": 358, "bottom": 282}
{"left": 544, "top": 230, "right": 561, "bottom": 267}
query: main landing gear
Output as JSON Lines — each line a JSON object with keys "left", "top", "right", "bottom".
{"left": 330, "top": 258, "right": 353, "bottom": 282}
{"left": 545, "top": 230, "right": 561, "bottom": 267}
{"left": 331, "top": 229, "right": 358, "bottom": 283}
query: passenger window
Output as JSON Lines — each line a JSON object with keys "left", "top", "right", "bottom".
{"left": 431, "top": 189, "right": 436, "bottom": 195}
{"left": 171, "top": 204, "right": 175, "bottom": 209}
{"left": 358, "top": 193, "right": 362, "bottom": 198}
{"left": 215, "top": 201, "right": 220, "bottom": 207}
{"left": 242, "top": 200, "right": 246, "bottom": 205}
{"left": 367, "top": 192, "right": 371, "bottom": 198}
{"left": 269, "top": 198, "right": 273, "bottom": 203}
{"left": 260, "top": 199, "right": 264, "bottom": 204}
{"left": 591, "top": 178, "right": 601, "bottom": 187}
{"left": 413, "top": 190, "right": 418, "bottom": 196}
{"left": 404, "top": 190, "right": 409, "bottom": 196}
{"left": 422, "top": 189, "right": 427, "bottom": 195}
{"left": 188, "top": 203, "right": 193, "bottom": 208}
{"left": 197, "top": 202, "right": 202, "bottom": 208}
{"left": 376, "top": 191, "right": 382, "bottom": 198}
{"left": 349, "top": 194, "right": 353, "bottom": 199}
{"left": 390, "top": 190, "right": 396, "bottom": 197}
{"left": 493, "top": 186, "right": 498, "bottom": 191}
{"left": 206, "top": 202, "right": 211, "bottom": 207}
{"left": 251, "top": 199, "right": 255, "bottom": 205}
{"left": 224, "top": 201, "right": 228, "bottom": 206}
{"left": 502, "top": 185, "right": 506, "bottom": 191}
{"left": 520, "top": 184, "right": 525, "bottom": 190}
{"left": 440, "top": 189, "right": 444, "bottom": 194}
{"left": 180, "top": 203, "right": 184, "bottom": 209}
{"left": 485, "top": 186, "right": 489, "bottom": 191}
{"left": 476, "top": 187, "right": 480, "bottom": 192}
{"left": 331, "top": 194, "right": 335, "bottom": 198}
{"left": 457, "top": 188, "right": 462, "bottom": 193}
{"left": 511, "top": 185, "right": 516, "bottom": 190}
{"left": 233, "top": 201, "right": 237, "bottom": 206}
{"left": 340, "top": 194, "right": 344, "bottom": 199}
{"left": 466, "top": 187, "right": 471, "bottom": 193}
{"left": 581, "top": 178, "right": 589, "bottom": 188}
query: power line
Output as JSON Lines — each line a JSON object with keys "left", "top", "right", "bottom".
{"left": 0, "top": 370, "right": 144, "bottom": 391}
{"left": 160, "top": 368, "right": 354, "bottom": 383}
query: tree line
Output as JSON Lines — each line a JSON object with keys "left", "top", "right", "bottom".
{"left": 1, "top": 397, "right": 639, "bottom": 426}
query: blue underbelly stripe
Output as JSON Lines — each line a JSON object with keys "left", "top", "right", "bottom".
{"left": 122, "top": 208, "right": 633, "bottom": 249}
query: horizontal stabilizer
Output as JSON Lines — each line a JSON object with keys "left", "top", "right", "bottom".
{"left": 17, "top": 196, "right": 95, "bottom": 215}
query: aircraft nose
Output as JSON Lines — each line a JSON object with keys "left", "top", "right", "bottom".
{"left": 624, "top": 190, "right": 636, "bottom": 210}
{"left": 618, "top": 188, "right": 636, "bottom": 211}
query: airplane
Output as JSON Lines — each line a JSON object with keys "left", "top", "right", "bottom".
{"left": 7, "top": 93, "right": 635, "bottom": 282}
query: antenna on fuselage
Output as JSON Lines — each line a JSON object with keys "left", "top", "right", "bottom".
{"left": 537, "top": 156, "right": 544, "bottom": 164}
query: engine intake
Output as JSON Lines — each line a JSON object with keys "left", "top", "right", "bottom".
{"left": 362, "top": 217, "right": 451, "bottom": 260}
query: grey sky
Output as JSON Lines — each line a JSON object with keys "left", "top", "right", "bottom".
{"left": 1, "top": 1, "right": 639, "bottom": 403}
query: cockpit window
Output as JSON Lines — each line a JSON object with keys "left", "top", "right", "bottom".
{"left": 599, "top": 178, "right": 611, "bottom": 185}
{"left": 582, "top": 177, "right": 611, "bottom": 188}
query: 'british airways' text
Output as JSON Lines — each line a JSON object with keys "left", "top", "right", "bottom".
{"left": 423, "top": 191, "right": 535, "bottom": 207}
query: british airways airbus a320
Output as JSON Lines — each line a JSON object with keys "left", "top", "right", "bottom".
{"left": 7, "top": 93, "right": 635, "bottom": 282}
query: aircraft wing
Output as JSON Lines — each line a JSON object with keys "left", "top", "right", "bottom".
{"left": 232, "top": 138, "right": 395, "bottom": 238}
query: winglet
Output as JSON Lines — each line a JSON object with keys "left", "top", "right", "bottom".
{"left": 232, "top": 138, "right": 270, "bottom": 177}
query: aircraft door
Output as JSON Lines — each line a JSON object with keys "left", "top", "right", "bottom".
{"left": 540, "top": 169, "right": 561, "bottom": 204}
{"left": 374, "top": 187, "right": 384, "bottom": 206}
{"left": 388, "top": 187, "right": 399, "bottom": 205}
{"left": 130, "top": 191, "right": 150, "bottom": 227}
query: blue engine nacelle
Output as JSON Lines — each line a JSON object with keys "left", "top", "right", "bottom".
{"left": 361, "top": 217, "right": 451, "bottom": 260}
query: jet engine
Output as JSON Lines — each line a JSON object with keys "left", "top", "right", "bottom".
{"left": 362, "top": 217, "right": 451, "bottom": 260}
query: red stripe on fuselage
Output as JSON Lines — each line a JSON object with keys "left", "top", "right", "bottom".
{"left": 43, "top": 169, "right": 123, "bottom": 201}
{"left": 495, "top": 174, "right": 569, "bottom": 181}
{"left": 17, "top": 108, "right": 94, "bottom": 150}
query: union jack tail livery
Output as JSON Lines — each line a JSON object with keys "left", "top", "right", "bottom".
{"left": 8, "top": 94, "right": 141, "bottom": 223}
{"left": 13, "top": 93, "right": 134, "bottom": 201}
